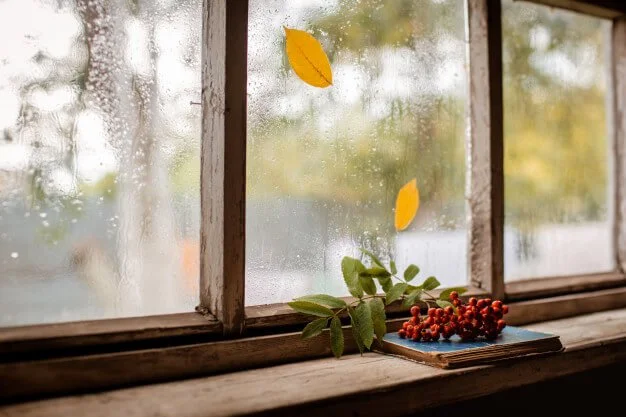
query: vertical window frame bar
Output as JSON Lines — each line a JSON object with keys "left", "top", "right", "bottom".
{"left": 200, "top": 0, "right": 248, "bottom": 335}
{"left": 465, "top": 0, "right": 505, "bottom": 299}
{"left": 612, "top": 17, "right": 626, "bottom": 274}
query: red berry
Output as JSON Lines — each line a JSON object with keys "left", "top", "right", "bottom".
{"left": 502, "top": 305, "right": 509, "bottom": 314}
{"left": 398, "top": 329, "right": 406, "bottom": 338}
{"left": 412, "top": 333, "right": 421, "bottom": 342}
{"left": 476, "top": 299, "right": 486, "bottom": 309}
{"left": 469, "top": 297, "right": 477, "bottom": 306}
{"left": 422, "top": 331, "right": 432, "bottom": 342}
{"left": 458, "top": 306, "right": 466, "bottom": 314}
{"left": 410, "top": 306, "right": 420, "bottom": 317}
{"left": 497, "top": 319, "right": 506, "bottom": 330}
{"left": 436, "top": 308, "right": 444, "bottom": 317}
{"left": 449, "top": 291, "right": 459, "bottom": 300}
{"left": 464, "top": 311, "right": 475, "bottom": 321}
{"left": 444, "top": 306, "right": 454, "bottom": 315}
{"left": 428, "top": 308, "right": 436, "bottom": 317}
{"left": 453, "top": 299, "right": 461, "bottom": 307}
{"left": 492, "top": 300, "right": 503, "bottom": 309}
{"left": 407, "top": 325, "right": 414, "bottom": 333}
{"left": 430, "top": 324, "right": 440, "bottom": 333}
{"left": 409, "top": 316, "right": 417, "bottom": 325}
{"left": 484, "top": 298, "right": 492, "bottom": 305}
{"left": 431, "top": 330, "right": 440, "bottom": 341}
{"left": 402, "top": 322, "right": 410, "bottom": 330}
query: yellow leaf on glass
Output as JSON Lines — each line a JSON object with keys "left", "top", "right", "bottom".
{"left": 395, "top": 179, "right": 420, "bottom": 231}
{"left": 284, "top": 27, "right": 333, "bottom": 88}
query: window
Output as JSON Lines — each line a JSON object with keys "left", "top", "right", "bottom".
{"left": 2, "top": 0, "right": 626, "bottom": 402}
{"left": 0, "top": 0, "right": 202, "bottom": 326}
{"left": 246, "top": 0, "right": 468, "bottom": 305}
{"left": 502, "top": 0, "right": 613, "bottom": 281}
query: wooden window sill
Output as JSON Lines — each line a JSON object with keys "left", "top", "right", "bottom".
{"left": 3, "top": 308, "right": 626, "bottom": 417}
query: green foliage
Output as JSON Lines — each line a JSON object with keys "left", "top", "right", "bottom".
{"left": 403, "top": 264, "right": 420, "bottom": 282}
{"left": 302, "top": 318, "right": 330, "bottom": 339}
{"left": 291, "top": 252, "right": 466, "bottom": 358}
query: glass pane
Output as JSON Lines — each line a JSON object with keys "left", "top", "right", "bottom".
{"left": 247, "top": 0, "right": 467, "bottom": 305}
{"left": 502, "top": 0, "right": 613, "bottom": 280}
{"left": 0, "top": 0, "right": 201, "bottom": 326}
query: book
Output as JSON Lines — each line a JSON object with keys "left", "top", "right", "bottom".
{"left": 378, "top": 326, "right": 563, "bottom": 369}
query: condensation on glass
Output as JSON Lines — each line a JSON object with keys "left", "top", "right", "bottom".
{"left": 0, "top": 0, "right": 201, "bottom": 326}
{"left": 246, "top": 0, "right": 468, "bottom": 305}
{"left": 502, "top": 0, "right": 613, "bottom": 280}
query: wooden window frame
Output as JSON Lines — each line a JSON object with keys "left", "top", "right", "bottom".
{"left": 2, "top": 0, "right": 626, "bottom": 403}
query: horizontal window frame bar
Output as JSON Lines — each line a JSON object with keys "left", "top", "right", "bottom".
{"left": 505, "top": 271, "right": 626, "bottom": 301}
{"left": 518, "top": 0, "right": 626, "bottom": 19}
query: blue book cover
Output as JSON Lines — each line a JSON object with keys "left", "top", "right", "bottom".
{"left": 380, "top": 326, "right": 563, "bottom": 368}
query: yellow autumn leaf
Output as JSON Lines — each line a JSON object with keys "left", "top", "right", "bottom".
{"left": 395, "top": 179, "right": 420, "bottom": 232}
{"left": 284, "top": 26, "right": 333, "bottom": 88}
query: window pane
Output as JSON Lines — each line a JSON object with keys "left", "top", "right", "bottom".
{"left": 0, "top": 0, "right": 201, "bottom": 326}
{"left": 502, "top": 0, "right": 613, "bottom": 280}
{"left": 247, "top": 0, "right": 467, "bottom": 305}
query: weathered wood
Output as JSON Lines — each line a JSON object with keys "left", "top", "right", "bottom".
{"left": 4, "top": 309, "right": 626, "bottom": 417}
{"left": 505, "top": 272, "right": 626, "bottom": 300}
{"left": 519, "top": 0, "right": 626, "bottom": 19}
{"left": 506, "top": 286, "right": 626, "bottom": 325}
{"left": 613, "top": 18, "right": 626, "bottom": 273}
{"left": 0, "top": 313, "right": 220, "bottom": 356}
{"left": 2, "top": 287, "right": 626, "bottom": 403}
{"left": 200, "top": 0, "right": 248, "bottom": 335}
{"left": 466, "top": 0, "right": 505, "bottom": 299}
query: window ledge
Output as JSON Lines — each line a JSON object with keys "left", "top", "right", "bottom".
{"left": 3, "top": 308, "right": 626, "bottom": 417}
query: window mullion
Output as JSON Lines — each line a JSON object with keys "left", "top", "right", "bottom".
{"left": 465, "top": 0, "right": 505, "bottom": 299}
{"left": 200, "top": 0, "right": 248, "bottom": 335}
{"left": 612, "top": 17, "right": 626, "bottom": 274}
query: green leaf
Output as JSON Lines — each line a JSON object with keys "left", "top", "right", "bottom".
{"left": 403, "top": 264, "right": 420, "bottom": 282}
{"left": 330, "top": 316, "right": 344, "bottom": 359}
{"left": 341, "top": 257, "right": 364, "bottom": 298}
{"left": 359, "top": 248, "right": 385, "bottom": 268}
{"left": 369, "top": 298, "right": 386, "bottom": 345}
{"left": 348, "top": 307, "right": 365, "bottom": 354}
{"left": 385, "top": 283, "right": 408, "bottom": 305}
{"left": 439, "top": 287, "right": 468, "bottom": 301}
{"left": 421, "top": 276, "right": 441, "bottom": 291}
{"left": 359, "top": 275, "right": 378, "bottom": 296}
{"left": 402, "top": 289, "right": 422, "bottom": 308}
{"left": 288, "top": 301, "right": 334, "bottom": 317}
{"left": 378, "top": 276, "right": 393, "bottom": 292}
{"left": 360, "top": 266, "right": 391, "bottom": 278}
{"left": 436, "top": 300, "right": 454, "bottom": 309}
{"left": 390, "top": 260, "right": 397, "bottom": 275}
{"left": 301, "top": 317, "right": 329, "bottom": 339}
{"left": 353, "top": 302, "right": 374, "bottom": 349}
{"left": 295, "top": 294, "right": 347, "bottom": 309}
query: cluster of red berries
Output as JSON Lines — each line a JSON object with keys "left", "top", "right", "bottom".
{"left": 398, "top": 292, "right": 509, "bottom": 342}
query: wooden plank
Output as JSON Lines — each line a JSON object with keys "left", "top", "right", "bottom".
{"left": 519, "top": 0, "right": 626, "bottom": 19}
{"left": 506, "top": 286, "right": 626, "bottom": 325}
{"left": 0, "top": 313, "right": 220, "bottom": 357}
{"left": 505, "top": 272, "right": 626, "bottom": 300}
{"left": 200, "top": 0, "right": 248, "bottom": 335}
{"left": 466, "top": 0, "right": 505, "bottom": 299}
{"left": 613, "top": 18, "right": 626, "bottom": 273}
{"left": 4, "top": 309, "right": 626, "bottom": 417}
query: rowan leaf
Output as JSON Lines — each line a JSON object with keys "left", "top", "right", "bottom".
{"left": 295, "top": 294, "right": 347, "bottom": 309}
{"left": 369, "top": 298, "right": 387, "bottom": 344}
{"left": 394, "top": 178, "right": 420, "bottom": 231}
{"left": 348, "top": 307, "right": 365, "bottom": 354}
{"left": 353, "top": 302, "right": 374, "bottom": 349}
{"left": 301, "top": 317, "right": 329, "bottom": 339}
{"left": 359, "top": 275, "right": 378, "bottom": 296}
{"left": 287, "top": 301, "right": 334, "bottom": 317}
{"left": 385, "top": 283, "right": 408, "bottom": 305}
{"left": 341, "top": 257, "right": 364, "bottom": 298}
{"left": 421, "top": 276, "right": 441, "bottom": 291}
{"left": 403, "top": 264, "right": 420, "bottom": 282}
{"left": 390, "top": 260, "right": 397, "bottom": 275}
{"left": 359, "top": 248, "right": 385, "bottom": 268}
{"left": 284, "top": 27, "right": 333, "bottom": 88}
{"left": 330, "top": 316, "right": 344, "bottom": 359}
